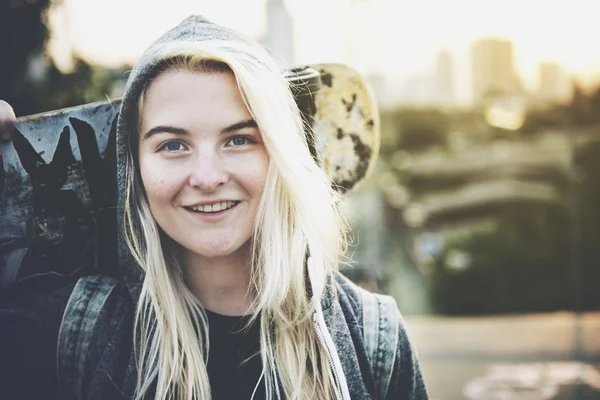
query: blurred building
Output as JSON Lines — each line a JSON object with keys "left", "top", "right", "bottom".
{"left": 537, "top": 62, "right": 570, "bottom": 103}
{"left": 366, "top": 73, "right": 390, "bottom": 108}
{"left": 382, "top": 51, "right": 455, "bottom": 108}
{"left": 260, "top": 0, "right": 295, "bottom": 67}
{"left": 398, "top": 74, "right": 437, "bottom": 106}
{"left": 436, "top": 51, "right": 455, "bottom": 107}
{"left": 471, "top": 38, "right": 523, "bottom": 103}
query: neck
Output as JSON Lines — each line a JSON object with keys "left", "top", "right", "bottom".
{"left": 182, "top": 245, "right": 254, "bottom": 317}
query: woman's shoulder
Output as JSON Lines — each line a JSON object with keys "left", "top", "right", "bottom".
{"left": 330, "top": 271, "right": 429, "bottom": 399}
{"left": 0, "top": 273, "right": 133, "bottom": 333}
{"left": 331, "top": 270, "right": 398, "bottom": 317}
{"left": 0, "top": 274, "right": 77, "bottom": 400}
{"left": 0, "top": 274, "right": 135, "bottom": 400}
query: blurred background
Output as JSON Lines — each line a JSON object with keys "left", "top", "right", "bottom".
{"left": 2, "top": 0, "right": 600, "bottom": 398}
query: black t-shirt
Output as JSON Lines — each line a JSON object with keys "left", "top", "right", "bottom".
{"left": 206, "top": 309, "right": 265, "bottom": 399}
{"left": 0, "top": 275, "right": 265, "bottom": 400}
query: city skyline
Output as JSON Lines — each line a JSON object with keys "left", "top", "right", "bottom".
{"left": 371, "top": 42, "right": 573, "bottom": 109}
{"left": 47, "top": 0, "right": 600, "bottom": 106}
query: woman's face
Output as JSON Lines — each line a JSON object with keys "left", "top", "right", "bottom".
{"left": 138, "top": 69, "right": 269, "bottom": 264}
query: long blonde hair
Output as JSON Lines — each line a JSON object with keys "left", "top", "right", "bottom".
{"left": 123, "top": 33, "right": 347, "bottom": 400}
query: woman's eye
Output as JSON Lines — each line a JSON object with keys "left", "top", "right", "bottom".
{"left": 160, "top": 141, "right": 184, "bottom": 152}
{"left": 227, "top": 136, "right": 254, "bottom": 147}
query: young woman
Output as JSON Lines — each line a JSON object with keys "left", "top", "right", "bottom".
{"left": 0, "top": 15, "right": 428, "bottom": 400}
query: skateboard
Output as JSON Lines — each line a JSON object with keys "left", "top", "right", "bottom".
{"left": 0, "top": 63, "right": 380, "bottom": 286}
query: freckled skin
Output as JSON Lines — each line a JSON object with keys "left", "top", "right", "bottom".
{"left": 137, "top": 70, "right": 269, "bottom": 268}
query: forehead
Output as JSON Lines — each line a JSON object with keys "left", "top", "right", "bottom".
{"left": 139, "top": 69, "right": 253, "bottom": 132}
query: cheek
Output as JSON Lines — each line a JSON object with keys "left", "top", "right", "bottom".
{"left": 139, "top": 160, "right": 177, "bottom": 203}
{"left": 250, "top": 154, "right": 269, "bottom": 194}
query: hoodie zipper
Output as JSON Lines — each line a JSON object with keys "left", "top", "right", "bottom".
{"left": 313, "top": 310, "right": 351, "bottom": 400}
{"left": 313, "top": 313, "right": 343, "bottom": 400}
{"left": 307, "top": 257, "right": 350, "bottom": 400}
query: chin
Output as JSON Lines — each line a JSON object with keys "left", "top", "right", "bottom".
{"left": 182, "top": 239, "right": 251, "bottom": 261}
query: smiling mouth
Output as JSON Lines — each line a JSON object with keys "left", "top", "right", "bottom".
{"left": 184, "top": 201, "right": 239, "bottom": 214}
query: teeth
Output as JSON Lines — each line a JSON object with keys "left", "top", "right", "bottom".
{"left": 190, "top": 201, "right": 235, "bottom": 213}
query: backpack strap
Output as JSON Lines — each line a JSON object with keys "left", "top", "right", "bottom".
{"left": 360, "top": 288, "right": 399, "bottom": 400}
{"left": 57, "top": 275, "right": 118, "bottom": 400}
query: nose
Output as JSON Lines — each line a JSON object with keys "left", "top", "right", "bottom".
{"left": 187, "top": 150, "right": 229, "bottom": 192}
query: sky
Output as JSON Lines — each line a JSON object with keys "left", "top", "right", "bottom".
{"left": 48, "top": 0, "right": 600, "bottom": 105}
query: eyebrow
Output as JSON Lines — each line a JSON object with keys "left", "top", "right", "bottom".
{"left": 142, "top": 119, "right": 258, "bottom": 141}
{"left": 142, "top": 126, "right": 188, "bottom": 141}
{"left": 222, "top": 119, "right": 258, "bottom": 133}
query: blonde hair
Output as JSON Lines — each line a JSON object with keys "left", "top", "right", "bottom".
{"left": 123, "top": 32, "right": 348, "bottom": 400}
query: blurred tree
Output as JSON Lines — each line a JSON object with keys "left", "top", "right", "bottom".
{"left": 588, "top": 85, "right": 600, "bottom": 123}
{"left": 1, "top": 0, "right": 114, "bottom": 115}
{"left": 376, "top": 79, "right": 600, "bottom": 315}
{"left": 577, "top": 141, "right": 600, "bottom": 310}
{"left": 430, "top": 204, "right": 570, "bottom": 315}
{"left": 390, "top": 108, "right": 449, "bottom": 152}
{"left": 1, "top": 0, "right": 51, "bottom": 114}
{"left": 515, "top": 80, "right": 600, "bottom": 135}
{"left": 518, "top": 106, "right": 569, "bottom": 135}
{"left": 568, "top": 80, "right": 593, "bottom": 126}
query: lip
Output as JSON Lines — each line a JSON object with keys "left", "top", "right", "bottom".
{"left": 184, "top": 199, "right": 238, "bottom": 208}
{"left": 183, "top": 201, "right": 240, "bottom": 221}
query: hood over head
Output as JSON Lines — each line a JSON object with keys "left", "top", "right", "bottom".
{"left": 113, "top": 15, "right": 336, "bottom": 314}
{"left": 115, "top": 15, "right": 272, "bottom": 302}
